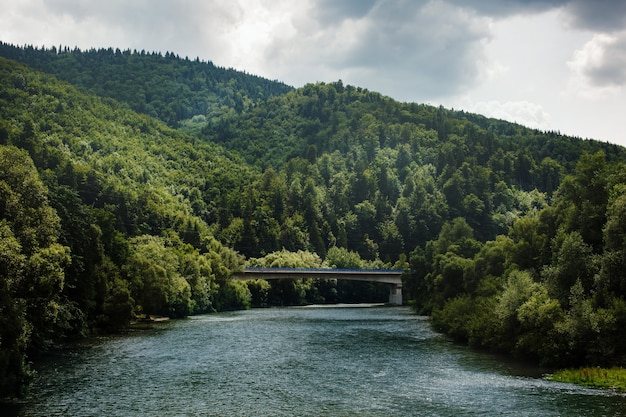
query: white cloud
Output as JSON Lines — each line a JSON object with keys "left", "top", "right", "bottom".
{"left": 567, "top": 31, "right": 626, "bottom": 99}
{"left": 462, "top": 100, "right": 553, "bottom": 131}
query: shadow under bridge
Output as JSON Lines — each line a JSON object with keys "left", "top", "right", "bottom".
{"left": 232, "top": 268, "right": 404, "bottom": 305}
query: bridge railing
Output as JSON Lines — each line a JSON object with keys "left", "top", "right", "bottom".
{"left": 241, "top": 267, "right": 404, "bottom": 273}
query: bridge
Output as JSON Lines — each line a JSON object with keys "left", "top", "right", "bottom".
{"left": 232, "top": 268, "right": 404, "bottom": 305}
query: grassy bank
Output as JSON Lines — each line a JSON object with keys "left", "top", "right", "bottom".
{"left": 546, "top": 368, "right": 626, "bottom": 392}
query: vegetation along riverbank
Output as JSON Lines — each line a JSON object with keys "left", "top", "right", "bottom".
{"left": 547, "top": 368, "right": 626, "bottom": 392}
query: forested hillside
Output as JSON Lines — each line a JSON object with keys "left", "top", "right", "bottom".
{"left": 0, "top": 42, "right": 292, "bottom": 128}
{"left": 0, "top": 57, "right": 256, "bottom": 396}
{"left": 2, "top": 43, "right": 626, "bottom": 397}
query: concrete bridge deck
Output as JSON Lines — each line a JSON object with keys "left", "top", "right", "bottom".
{"left": 232, "top": 268, "right": 404, "bottom": 305}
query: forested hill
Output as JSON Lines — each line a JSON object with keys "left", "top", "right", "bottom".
{"left": 201, "top": 80, "right": 624, "bottom": 170}
{"left": 0, "top": 56, "right": 263, "bottom": 396}
{"left": 0, "top": 42, "right": 293, "bottom": 128}
{"left": 3, "top": 43, "right": 626, "bottom": 398}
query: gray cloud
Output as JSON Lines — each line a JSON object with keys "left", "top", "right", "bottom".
{"left": 563, "top": 0, "right": 626, "bottom": 32}
{"left": 310, "top": 0, "right": 626, "bottom": 34}
{"left": 449, "top": 0, "right": 626, "bottom": 31}
{"left": 267, "top": 0, "right": 492, "bottom": 99}
{"left": 347, "top": 2, "right": 490, "bottom": 96}
{"left": 448, "top": 0, "right": 564, "bottom": 17}
{"left": 312, "top": 0, "right": 378, "bottom": 24}
{"left": 274, "top": 0, "right": 626, "bottom": 99}
{"left": 446, "top": 0, "right": 626, "bottom": 33}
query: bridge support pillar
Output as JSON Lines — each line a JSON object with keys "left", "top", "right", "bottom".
{"left": 388, "top": 284, "right": 402, "bottom": 305}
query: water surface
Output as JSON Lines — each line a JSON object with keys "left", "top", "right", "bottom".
{"left": 12, "top": 306, "right": 626, "bottom": 416}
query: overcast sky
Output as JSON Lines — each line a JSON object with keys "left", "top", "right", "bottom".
{"left": 2, "top": 0, "right": 625, "bottom": 146}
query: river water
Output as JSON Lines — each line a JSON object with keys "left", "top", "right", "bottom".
{"left": 9, "top": 306, "right": 626, "bottom": 416}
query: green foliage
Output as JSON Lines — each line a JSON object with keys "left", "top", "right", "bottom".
{"left": 0, "top": 222, "right": 32, "bottom": 397}
{"left": 547, "top": 367, "right": 626, "bottom": 392}
{"left": 431, "top": 294, "right": 500, "bottom": 348}
{"left": 514, "top": 281, "right": 565, "bottom": 364}
{"left": 96, "top": 257, "right": 133, "bottom": 329}
{"left": 125, "top": 235, "right": 190, "bottom": 317}
{"left": 0, "top": 42, "right": 292, "bottom": 128}
{"left": 419, "top": 150, "right": 626, "bottom": 368}
{"left": 218, "top": 280, "right": 252, "bottom": 311}
{"left": 0, "top": 146, "right": 69, "bottom": 397}
{"left": 246, "top": 279, "right": 272, "bottom": 308}
{"left": 542, "top": 231, "right": 596, "bottom": 306}
{"left": 325, "top": 246, "right": 365, "bottom": 269}
{"left": 249, "top": 249, "right": 324, "bottom": 269}
{"left": 508, "top": 214, "right": 551, "bottom": 276}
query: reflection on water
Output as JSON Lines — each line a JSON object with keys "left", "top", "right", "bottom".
{"left": 9, "top": 306, "right": 626, "bottom": 416}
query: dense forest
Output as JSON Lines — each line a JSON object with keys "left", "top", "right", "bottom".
{"left": 2, "top": 43, "right": 626, "bottom": 397}
{"left": 0, "top": 42, "right": 292, "bottom": 128}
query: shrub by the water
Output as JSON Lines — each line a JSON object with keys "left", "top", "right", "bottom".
{"left": 547, "top": 368, "right": 626, "bottom": 392}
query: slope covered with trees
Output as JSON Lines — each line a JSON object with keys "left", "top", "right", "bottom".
{"left": 420, "top": 151, "right": 626, "bottom": 367}
{"left": 201, "top": 81, "right": 623, "bottom": 259}
{"left": 0, "top": 42, "right": 292, "bottom": 128}
{"left": 2, "top": 43, "right": 626, "bottom": 396}
{"left": 0, "top": 57, "right": 256, "bottom": 396}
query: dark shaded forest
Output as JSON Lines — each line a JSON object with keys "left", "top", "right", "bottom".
{"left": 2, "top": 43, "right": 626, "bottom": 397}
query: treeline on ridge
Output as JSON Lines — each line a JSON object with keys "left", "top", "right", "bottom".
{"left": 2, "top": 43, "right": 626, "bottom": 397}
{"left": 0, "top": 42, "right": 293, "bottom": 128}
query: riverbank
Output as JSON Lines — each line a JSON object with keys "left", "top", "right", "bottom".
{"left": 547, "top": 367, "right": 626, "bottom": 392}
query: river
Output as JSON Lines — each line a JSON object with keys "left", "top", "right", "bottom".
{"left": 8, "top": 306, "right": 626, "bottom": 416}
